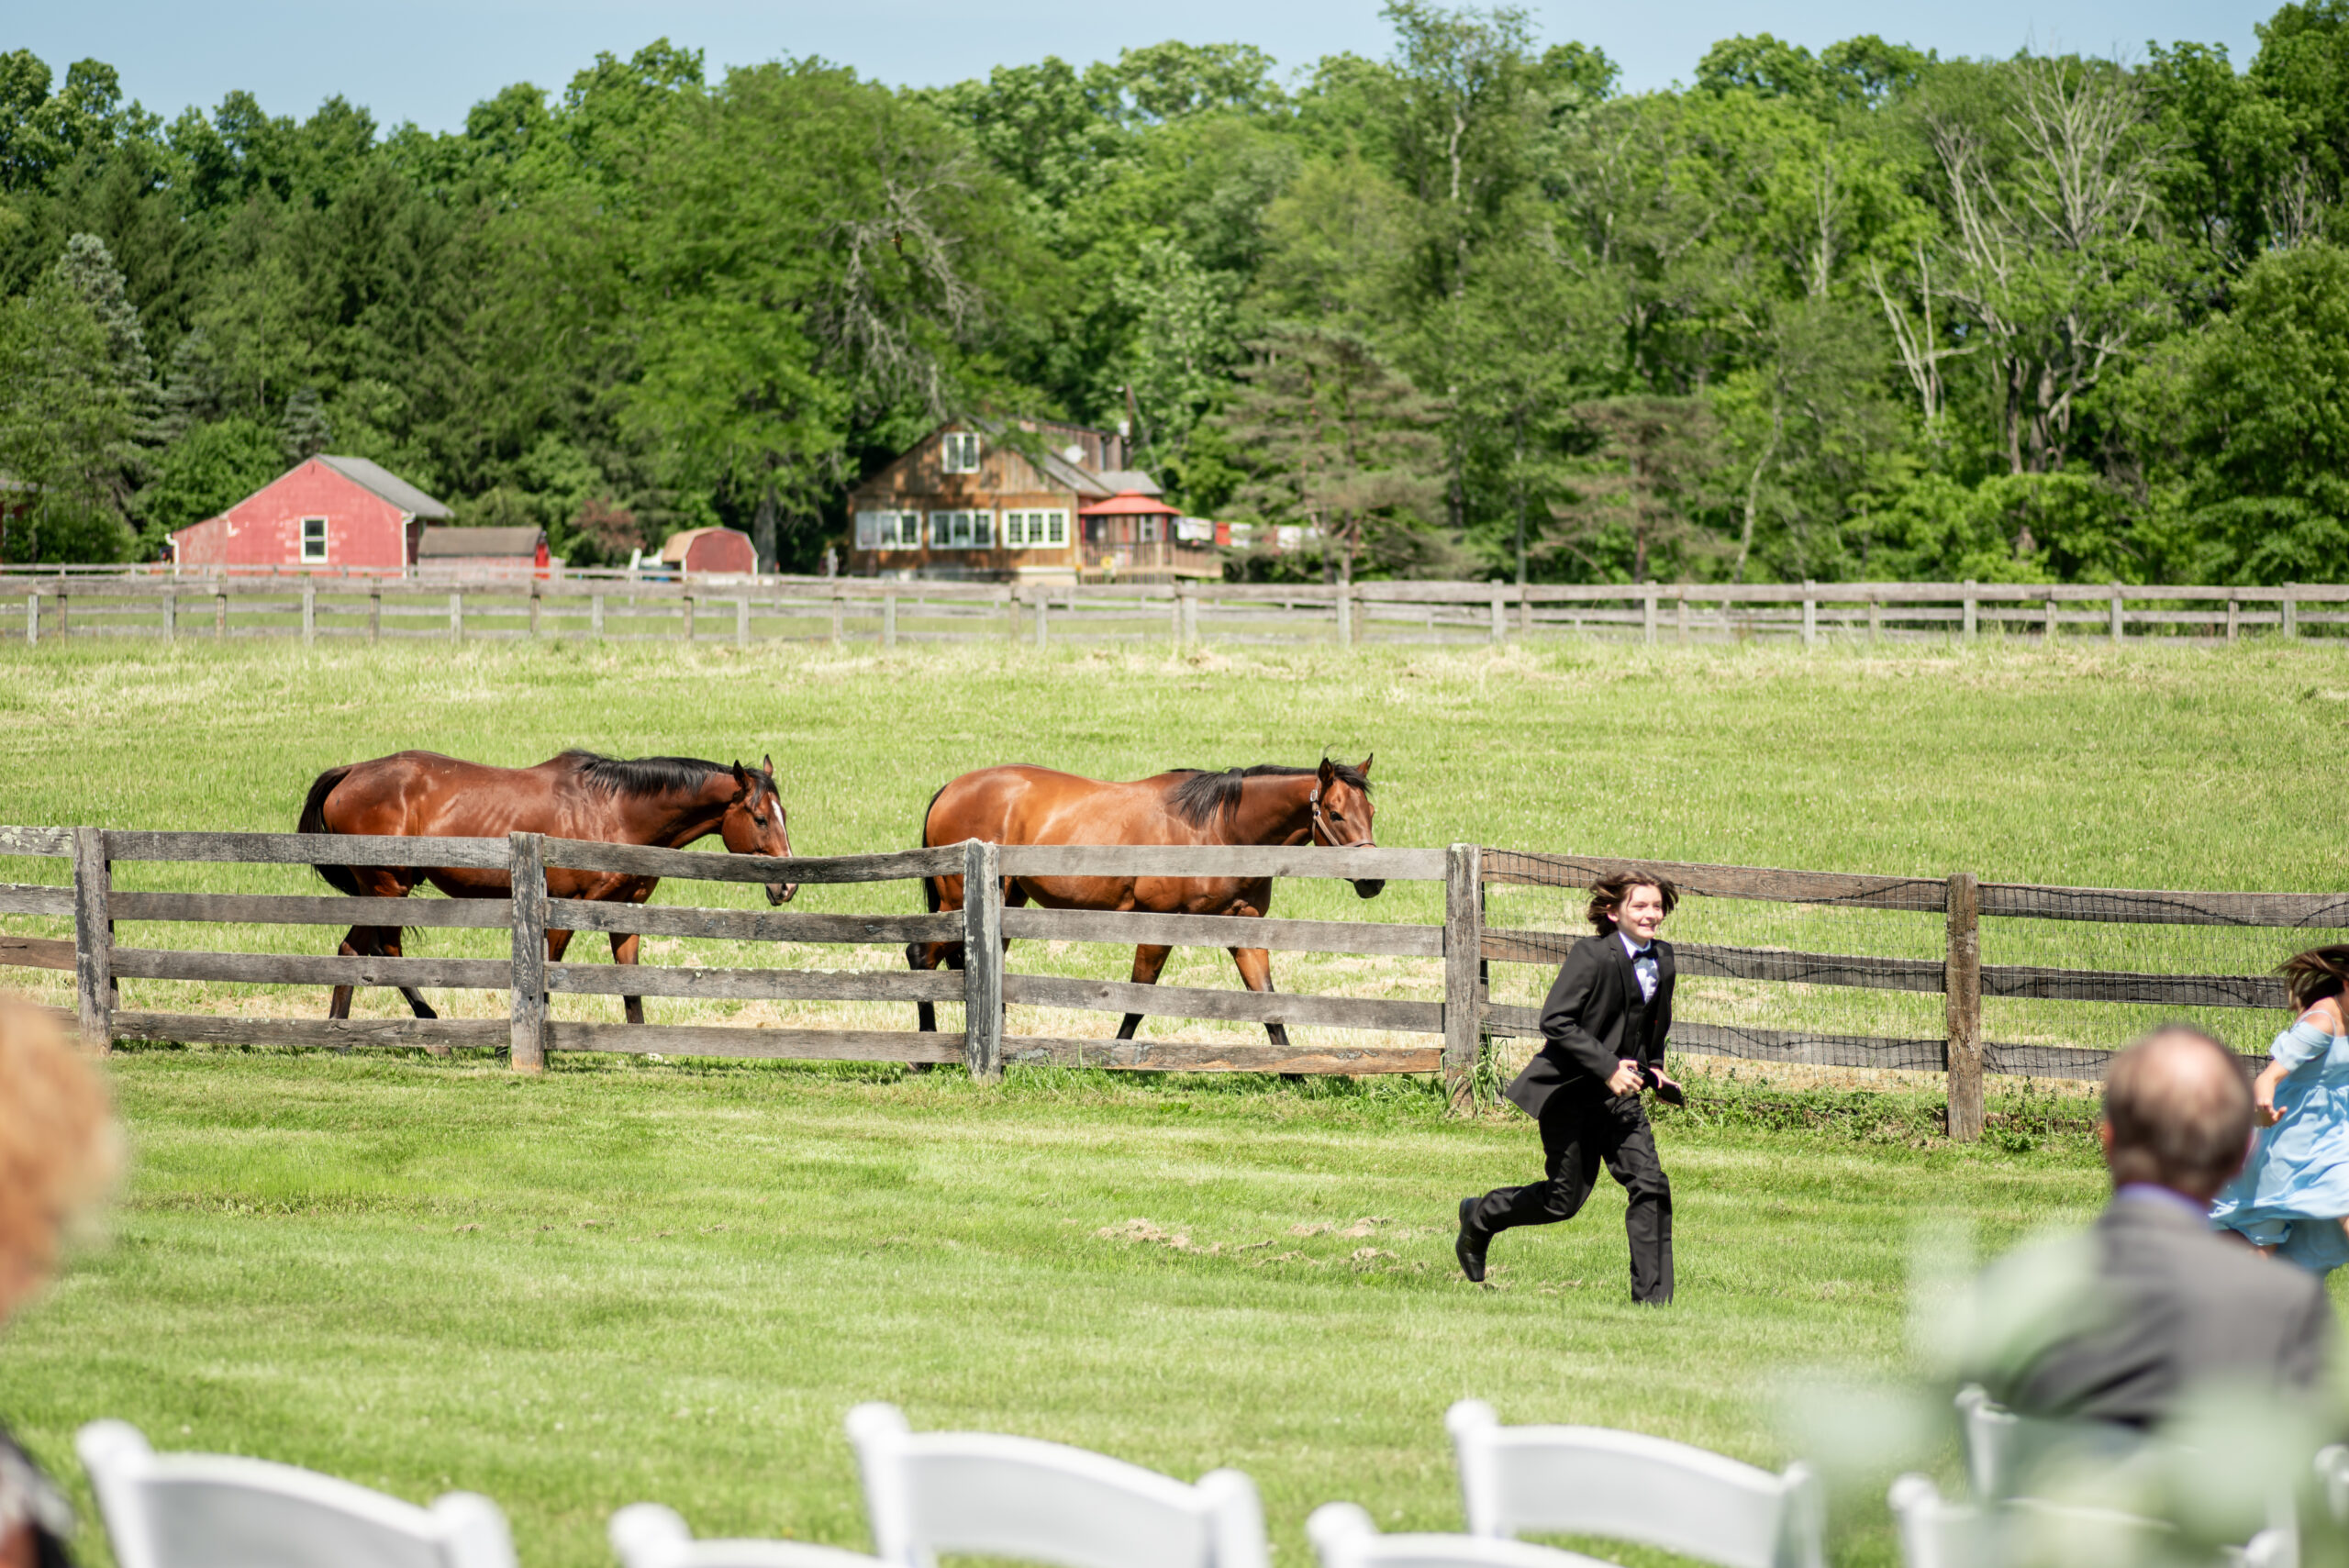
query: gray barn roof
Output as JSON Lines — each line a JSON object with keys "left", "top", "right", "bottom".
{"left": 417, "top": 525, "right": 542, "bottom": 559}
{"left": 319, "top": 455, "right": 453, "bottom": 519}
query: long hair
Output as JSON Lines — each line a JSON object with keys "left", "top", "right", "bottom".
{"left": 2280, "top": 945, "right": 2349, "bottom": 1011}
{"left": 298, "top": 765, "right": 364, "bottom": 897}
{"left": 1587, "top": 873, "right": 1679, "bottom": 935}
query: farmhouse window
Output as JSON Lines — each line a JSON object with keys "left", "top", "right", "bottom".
{"left": 301, "top": 517, "right": 328, "bottom": 562}
{"left": 1004, "top": 510, "right": 1067, "bottom": 548}
{"left": 941, "top": 431, "right": 982, "bottom": 473}
{"left": 1140, "top": 516, "right": 1163, "bottom": 542}
{"left": 855, "top": 510, "right": 920, "bottom": 550}
{"left": 929, "top": 510, "right": 996, "bottom": 550}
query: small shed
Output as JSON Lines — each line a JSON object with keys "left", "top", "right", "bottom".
{"left": 170, "top": 455, "right": 451, "bottom": 572}
{"left": 416, "top": 526, "right": 548, "bottom": 573}
{"left": 659, "top": 528, "right": 756, "bottom": 575}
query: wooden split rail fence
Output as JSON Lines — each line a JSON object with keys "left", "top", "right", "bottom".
{"left": 1476, "top": 852, "right": 2349, "bottom": 1139}
{"left": 11, "top": 576, "right": 2349, "bottom": 650}
{"left": 0, "top": 826, "right": 1469, "bottom": 1082}
{"left": 2, "top": 826, "right": 2343, "bottom": 1140}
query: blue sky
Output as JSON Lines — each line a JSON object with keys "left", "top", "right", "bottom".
{"left": 23, "top": 0, "right": 2265, "bottom": 134}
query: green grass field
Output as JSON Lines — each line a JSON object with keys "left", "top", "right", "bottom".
{"left": 2, "top": 636, "right": 2347, "bottom": 1568}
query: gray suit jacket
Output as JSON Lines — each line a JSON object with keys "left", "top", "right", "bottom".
{"left": 1976, "top": 1191, "right": 2335, "bottom": 1430}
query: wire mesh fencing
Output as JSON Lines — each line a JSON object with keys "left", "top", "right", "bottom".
{"left": 1478, "top": 850, "right": 2349, "bottom": 1096}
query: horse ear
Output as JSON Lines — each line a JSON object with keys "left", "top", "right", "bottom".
{"left": 763, "top": 752, "right": 776, "bottom": 780}
{"left": 1318, "top": 757, "right": 1338, "bottom": 785}
{"left": 732, "top": 761, "right": 749, "bottom": 790}
{"left": 1357, "top": 753, "right": 1374, "bottom": 778}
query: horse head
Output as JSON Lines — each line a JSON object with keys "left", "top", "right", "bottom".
{"left": 1311, "top": 754, "right": 1383, "bottom": 898}
{"left": 721, "top": 755, "right": 796, "bottom": 904}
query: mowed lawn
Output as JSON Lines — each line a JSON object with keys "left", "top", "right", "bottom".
{"left": 1, "top": 635, "right": 2346, "bottom": 1566}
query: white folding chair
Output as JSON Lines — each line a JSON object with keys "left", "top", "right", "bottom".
{"left": 1954, "top": 1385, "right": 2144, "bottom": 1503}
{"left": 1444, "top": 1399, "right": 1823, "bottom": 1568}
{"left": 76, "top": 1419, "right": 515, "bottom": 1568}
{"left": 1888, "top": 1473, "right": 2294, "bottom": 1568}
{"left": 1306, "top": 1502, "right": 1617, "bottom": 1568}
{"left": 608, "top": 1503, "right": 887, "bottom": 1568}
{"left": 845, "top": 1402, "right": 1266, "bottom": 1568}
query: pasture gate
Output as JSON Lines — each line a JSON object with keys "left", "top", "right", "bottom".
{"left": 1, "top": 827, "right": 2343, "bottom": 1141}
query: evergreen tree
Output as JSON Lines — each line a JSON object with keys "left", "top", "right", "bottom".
{"left": 281, "top": 384, "right": 332, "bottom": 462}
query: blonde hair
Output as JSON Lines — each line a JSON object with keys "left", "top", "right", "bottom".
{"left": 0, "top": 1000, "right": 120, "bottom": 1320}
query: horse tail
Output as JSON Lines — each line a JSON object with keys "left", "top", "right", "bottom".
{"left": 298, "top": 765, "right": 366, "bottom": 897}
{"left": 918, "top": 779, "right": 952, "bottom": 912}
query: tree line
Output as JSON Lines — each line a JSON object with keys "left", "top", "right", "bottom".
{"left": 0, "top": 2, "right": 2343, "bottom": 584}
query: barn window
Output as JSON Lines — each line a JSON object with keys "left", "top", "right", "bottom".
{"left": 1140, "top": 516, "right": 1163, "bottom": 543}
{"left": 300, "top": 517, "right": 328, "bottom": 562}
{"left": 941, "top": 432, "right": 982, "bottom": 473}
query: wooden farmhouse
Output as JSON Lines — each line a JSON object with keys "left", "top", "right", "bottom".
{"left": 846, "top": 418, "right": 1218, "bottom": 584}
{"left": 169, "top": 456, "right": 452, "bottom": 573}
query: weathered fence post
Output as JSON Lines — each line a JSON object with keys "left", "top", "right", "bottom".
{"left": 1519, "top": 589, "right": 1532, "bottom": 637}
{"left": 1443, "top": 843, "right": 1483, "bottom": 1113}
{"left": 450, "top": 591, "right": 464, "bottom": 641}
{"left": 1490, "top": 591, "right": 1506, "bottom": 644}
{"left": 163, "top": 592, "right": 176, "bottom": 641}
{"left": 302, "top": 586, "right": 317, "bottom": 644}
{"left": 1866, "top": 595, "right": 1880, "bottom": 647}
{"left": 829, "top": 594, "right": 843, "bottom": 647}
{"left": 214, "top": 589, "right": 226, "bottom": 638}
{"left": 1333, "top": 585, "right": 1351, "bottom": 646}
{"left": 1961, "top": 580, "right": 1977, "bottom": 640}
{"left": 56, "top": 590, "right": 68, "bottom": 636}
{"left": 1945, "top": 871, "right": 1983, "bottom": 1141}
{"left": 508, "top": 831, "right": 548, "bottom": 1073}
{"left": 1181, "top": 583, "right": 1199, "bottom": 647}
{"left": 529, "top": 584, "right": 544, "bottom": 638}
{"left": 2109, "top": 584, "right": 2124, "bottom": 645}
{"left": 2226, "top": 599, "right": 2240, "bottom": 643}
{"left": 2283, "top": 585, "right": 2299, "bottom": 639}
{"left": 368, "top": 590, "right": 381, "bottom": 643}
{"left": 1642, "top": 584, "right": 1658, "bottom": 646}
{"left": 72, "top": 828, "right": 113, "bottom": 1052}
{"left": 1801, "top": 582, "right": 1818, "bottom": 649}
{"left": 591, "top": 594, "right": 605, "bottom": 638}
{"left": 962, "top": 838, "right": 1003, "bottom": 1082}
{"left": 2042, "top": 595, "right": 2056, "bottom": 645}
{"left": 742, "top": 596, "right": 756, "bottom": 650}
{"left": 1035, "top": 590, "right": 1050, "bottom": 650}
{"left": 1675, "top": 586, "right": 1689, "bottom": 646}
{"left": 681, "top": 595, "right": 696, "bottom": 643}
{"left": 26, "top": 591, "right": 37, "bottom": 646}
{"left": 883, "top": 594, "right": 898, "bottom": 648}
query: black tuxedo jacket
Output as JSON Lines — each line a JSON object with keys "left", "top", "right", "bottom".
{"left": 1504, "top": 931, "right": 1675, "bottom": 1118}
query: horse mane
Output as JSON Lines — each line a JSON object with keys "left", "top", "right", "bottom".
{"left": 1165, "top": 762, "right": 1371, "bottom": 828}
{"left": 561, "top": 751, "right": 739, "bottom": 798}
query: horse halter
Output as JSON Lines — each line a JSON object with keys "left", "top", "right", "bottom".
{"left": 1308, "top": 778, "right": 1373, "bottom": 849}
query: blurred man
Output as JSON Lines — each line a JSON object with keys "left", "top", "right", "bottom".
{"left": 1970, "top": 1026, "right": 2334, "bottom": 1429}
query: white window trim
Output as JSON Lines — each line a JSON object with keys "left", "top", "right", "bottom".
{"left": 941, "top": 432, "right": 982, "bottom": 474}
{"left": 299, "top": 516, "right": 328, "bottom": 562}
{"left": 928, "top": 509, "right": 996, "bottom": 550}
{"left": 1004, "top": 510, "right": 1068, "bottom": 549}
{"left": 857, "top": 510, "right": 920, "bottom": 550}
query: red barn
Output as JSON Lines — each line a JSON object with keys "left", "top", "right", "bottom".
{"left": 659, "top": 528, "right": 756, "bottom": 575}
{"left": 169, "top": 456, "right": 452, "bottom": 573}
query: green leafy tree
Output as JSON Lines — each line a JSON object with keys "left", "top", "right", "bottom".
{"left": 135, "top": 415, "right": 279, "bottom": 545}
{"left": 1219, "top": 326, "right": 1448, "bottom": 580}
{"left": 0, "top": 264, "right": 136, "bottom": 560}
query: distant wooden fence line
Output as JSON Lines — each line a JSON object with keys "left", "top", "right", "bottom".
{"left": 1, "top": 826, "right": 2342, "bottom": 1140}
{"left": 9, "top": 576, "right": 2349, "bottom": 650}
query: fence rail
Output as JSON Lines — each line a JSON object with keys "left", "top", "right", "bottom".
{"left": 8, "top": 575, "right": 2348, "bottom": 651}
{"left": 1, "top": 825, "right": 2340, "bottom": 1139}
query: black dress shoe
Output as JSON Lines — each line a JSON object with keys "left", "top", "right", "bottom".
{"left": 1455, "top": 1196, "right": 1488, "bottom": 1283}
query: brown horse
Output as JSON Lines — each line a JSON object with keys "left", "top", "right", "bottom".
{"left": 300, "top": 750, "right": 795, "bottom": 1023}
{"left": 908, "top": 758, "right": 1378, "bottom": 1048}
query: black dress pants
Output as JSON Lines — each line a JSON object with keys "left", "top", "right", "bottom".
{"left": 1470, "top": 1084, "right": 1673, "bottom": 1304}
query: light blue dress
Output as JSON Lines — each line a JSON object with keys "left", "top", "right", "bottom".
{"left": 2210, "top": 1020, "right": 2349, "bottom": 1273}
